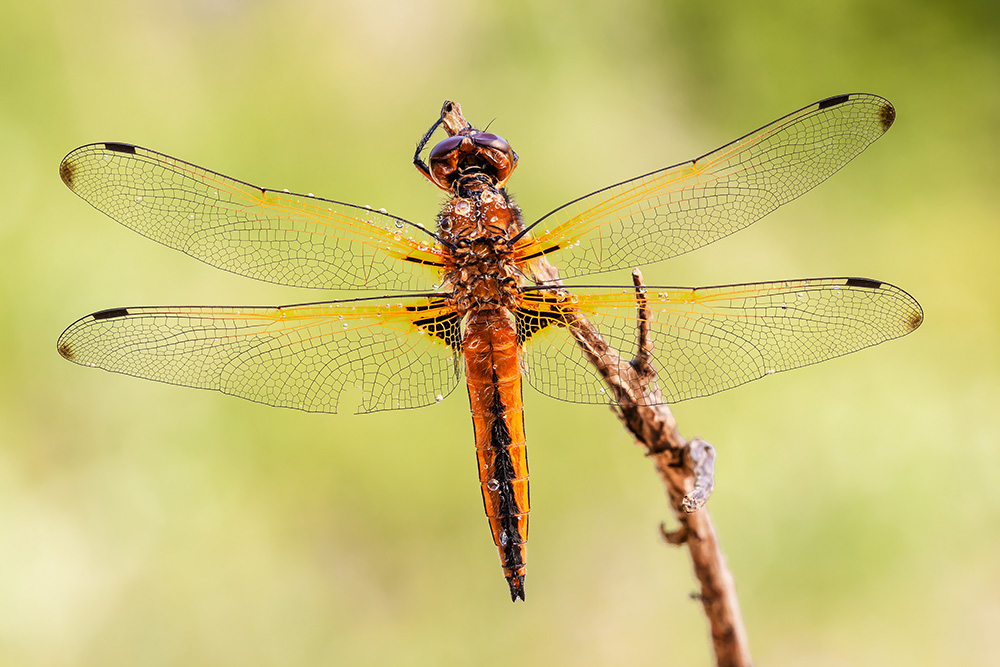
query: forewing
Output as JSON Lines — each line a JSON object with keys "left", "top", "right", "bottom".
{"left": 57, "top": 295, "right": 463, "bottom": 413}
{"left": 59, "top": 143, "right": 445, "bottom": 291}
{"left": 517, "top": 278, "right": 922, "bottom": 404}
{"left": 517, "top": 94, "right": 896, "bottom": 278}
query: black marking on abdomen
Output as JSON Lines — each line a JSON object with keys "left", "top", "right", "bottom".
{"left": 489, "top": 369, "right": 524, "bottom": 569}
{"left": 818, "top": 94, "right": 851, "bottom": 110}
{"left": 92, "top": 307, "right": 130, "bottom": 320}
{"left": 104, "top": 142, "right": 136, "bottom": 154}
{"left": 845, "top": 278, "right": 882, "bottom": 289}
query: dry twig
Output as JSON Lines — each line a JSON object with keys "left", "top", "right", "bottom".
{"left": 543, "top": 264, "right": 752, "bottom": 667}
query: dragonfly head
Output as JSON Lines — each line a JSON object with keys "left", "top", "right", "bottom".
{"left": 423, "top": 130, "right": 518, "bottom": 191}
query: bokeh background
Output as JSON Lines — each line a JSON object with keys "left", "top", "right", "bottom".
{"left": 2, "top": 1, "right": 998, "bottom": 665}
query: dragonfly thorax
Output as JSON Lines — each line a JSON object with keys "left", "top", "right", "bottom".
{"left": 439, "top": 186, "right": 525, "bottom": 313}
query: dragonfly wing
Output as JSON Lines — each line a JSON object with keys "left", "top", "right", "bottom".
{"left": 517, "top": 93, "right": 896, "bottom": 279}
{"left": 516, "top": 278, "right": 922, "bottom": 405}
{"left": 59, "top": 143, "right": 445, "bottom": 291}
{"left": 57, "top": 294, "right": 463, "bottom": 413}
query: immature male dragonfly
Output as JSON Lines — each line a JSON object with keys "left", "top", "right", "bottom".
{"left": 57, "top": 93, "right": 922, "bottom": 601}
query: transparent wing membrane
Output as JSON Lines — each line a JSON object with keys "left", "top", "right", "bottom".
{"left": 57, "top": 295, "right": 463, "bottom": 413}
{"left": 517, "top": 278, "right": 922, "bottom": 405}
{"left": 59, "top": 143, "right": 445, "bottom": 291}
{"left": 518, "top": 93, "right": 896, "bottom": 279}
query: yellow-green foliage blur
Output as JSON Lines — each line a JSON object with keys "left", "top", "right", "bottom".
{"left": 2, "top": 1, "right": 998, "bottom": 665}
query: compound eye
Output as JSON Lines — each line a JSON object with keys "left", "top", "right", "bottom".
{"left": 429, "top": 135, "right": 463, "bottom": 160}
{"left": 472, "top": 132, "right": 510, "bottom": 153}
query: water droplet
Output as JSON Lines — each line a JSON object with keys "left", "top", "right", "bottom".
{"left": 499, "top": 530, "right": 509, "bottom": 546}
{"left": 434, "top": 394, "right": 444, "bottom": 403}
{"left": 337, "top": 314, "right": 344, "bottom": 320}
{"left": 781, "top": 303, "right": 788, "bottom": 310}
{"left": 765, "top": 368, "right": 776, "bottom": 375}
{"left": 486, "top": 479, "right": 500, "bottom": 491}
{"left": 134, "top": 196, "right": 142, "bottom": 203}
{"left": 307, "top": 192, "right": 314, "bottom": 197}
{"left": 393, "top": 234, "right": 401, "bottom": 241}
{"left": 342, "top": 323, "right": 348, "bottom": 329}
{"left": 188, "top": 214, "right": 194, "bottom": 220}
{"left": 598, "top": 387, "right": 606, "bottom": 394}
{"left": 454, "top": 200, "right": 471, "bottom": 215}
{"left": 378, "top": 207, "right": 387, "bottom": 214}
{"left": 282, "top": 188, "right": 290, "bottom": 193}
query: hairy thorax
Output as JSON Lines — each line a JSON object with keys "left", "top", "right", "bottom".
{"left": 438, "top": 178, "right": 525, "bottom": 314}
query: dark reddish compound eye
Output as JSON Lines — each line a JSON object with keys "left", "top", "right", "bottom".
{"left": 471, "top": 132, "right": 511, "bottom": 153}
{"left": 429, "top": 136, "right": 464, "bottom": 161}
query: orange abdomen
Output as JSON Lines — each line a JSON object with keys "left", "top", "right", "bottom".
{"left": 463, "top": 308, "right": 529, "bottom": 601}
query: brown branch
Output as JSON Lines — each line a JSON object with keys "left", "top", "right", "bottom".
{"left": 538, "top": 261, "right": 752, "bottom": 666}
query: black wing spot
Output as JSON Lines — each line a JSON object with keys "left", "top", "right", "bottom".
{"left": 92, "top": 307, "right": 130, "bottom": 320}
{"left": 412, "top": 312, "right": 462, "bottom": 350}
{"left": 879, "top": 103, "right": 896, "bottom": 132}
{"left": 104, "top": 142, "right": 137, "bottom": 154}
{"left": 818, "top": 94, "right": 851, "bottom": 110}
{"left": 845, "top": 278, "right": 882, "bottom": 289}
{"left": 514, "top": 305, "right": 564, "bottom": 345}
{"left": 59, "top": 160, "right": 76, "bottom": 188}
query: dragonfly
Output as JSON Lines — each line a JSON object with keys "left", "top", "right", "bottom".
{"left": 57, "top": 93, "right": 922, "bottom": 602}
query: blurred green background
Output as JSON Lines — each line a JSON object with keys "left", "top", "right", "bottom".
{"left": 2, "top": 0, "right": 998, "bottom": 665}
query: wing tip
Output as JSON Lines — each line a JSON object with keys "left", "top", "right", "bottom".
{"left": 879, "top": 102, "right": 896, "bottom": 133}
{"left": 58, "top": 159, "right": 77, "bottom": 189}
{"left": 816, "top": 93, "right": 895, "bottom": 134}
{"left": 56, "top": 339, "right": 75, "bottom": 361}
